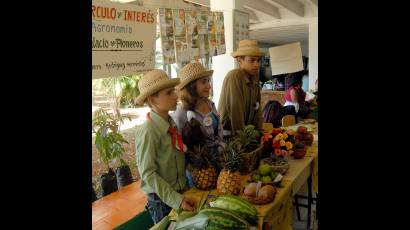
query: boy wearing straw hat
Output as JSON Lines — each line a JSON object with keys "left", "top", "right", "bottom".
{"left": 135, "top": 70, "right": 196, "bottom": 223}
{"left": 217, "top": 39, "right": 264, "bottom": 137}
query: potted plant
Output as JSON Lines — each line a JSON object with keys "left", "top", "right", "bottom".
{"left": 230, "top": 125, "right": 263, "bottom": 174}
{"left": 92, "top": 184, "right": 97, "bottom": 202}
{"left": 92, "top": 108, "right": 130, "bottom": 196}
{"left": 115, "top": 156, "right": 134, "bottom": 188}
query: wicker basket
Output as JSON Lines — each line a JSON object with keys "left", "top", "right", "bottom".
{"left": 260, "top": 157, "right": 289, "bottom": 175}
{"left": 247, "top": 170, "right": 282, "bottom": 187}
{"left": 239, "top": 144, "right": 264, "bottom": 174}
{"left": 293, "top": 147, "right": 307, "bottom": 159}
{"left": 241, "top": 186, "right": 277, "bottom": 205}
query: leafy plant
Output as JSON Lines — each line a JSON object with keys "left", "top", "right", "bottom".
{"left": 186, "top": 145, "right": 212, "bottom": 169}
{"left": 219, "top": 141, "right": 243, "bottom": 171}
{"left": 119, "top": 75, "right": 141, "bottom": 107}
{"left": 231, "top": 125, "right": 262, "bottom": 152}
{"left": 92, "top": 108, "right": 131, "bottom": 170}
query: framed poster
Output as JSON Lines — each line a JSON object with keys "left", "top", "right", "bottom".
{"left": 198, "top": 34, "right": 209, "bottom": 58}
{"left": 214, "top": 12, "right": 225, "bottom": 55}
{"left": 173, "top": 9, "right": 186, "bottom": 37}
{"left": 158, "top": 8, "right": 176, "bottom": 64}
{"left": 175, "top": 35, "right": 190, "bottom": 63}
{"left": 198, "top": 11, "right": 208, "bottom": 35}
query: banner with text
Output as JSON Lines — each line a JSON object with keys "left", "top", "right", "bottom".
{"left": 92, "top": 0, "right": 157, "bottom": 79}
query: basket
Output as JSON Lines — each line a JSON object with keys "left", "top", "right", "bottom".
{"left": 293, "top": 147, "right": 307, "bottom": 159}
{"left": 241, "top": 185, "right": 277, "bottom": 205}
{"left": 260, "top": 157, "right": 289, "bottom": 175}
{"left": 247, "top": 170, "right": 283, "bottom": 187}
{"left": 239, "top": 144, "right": 264, "bottom": 174}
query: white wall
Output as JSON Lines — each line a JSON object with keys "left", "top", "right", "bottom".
{"left": 210, "top": 0, "right": 242, "bottom": 107}
{"left": 308, "top": 18, "right": 318, "bottom": 90}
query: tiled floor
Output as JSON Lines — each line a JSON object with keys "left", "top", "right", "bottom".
{"left": 92, "top": 181, "right": 147, "bottom": 230}
{"left": 293, "top": 199, "right": 318, "bottom": 230}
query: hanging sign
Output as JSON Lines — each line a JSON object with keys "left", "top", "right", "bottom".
{"left": 92, "top": 0, "right": 157, "bottom": 79}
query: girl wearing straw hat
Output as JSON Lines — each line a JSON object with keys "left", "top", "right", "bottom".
{"left": 134, "top": 69, "right": 196, "bottom": 223}
{"left": 172, "top": 63, "right": 225, "bottom": 186}
{"left": 217, "top": 39, "right": 265, "bottom": 137}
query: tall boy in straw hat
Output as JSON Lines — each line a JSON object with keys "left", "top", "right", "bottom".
{"left": 217, "top": 39, "right": 264, "bottom": 136}
{"left": 134, "top": 69, "right": 196, "bottom": 223}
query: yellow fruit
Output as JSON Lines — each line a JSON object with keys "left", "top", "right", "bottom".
{"left": 192, "top": 167, "right": 217, "bottom": 190}
{"left": 259, "top": 164, "right": 271, "bottom": 176}
{"left": 217, "top": 169, "right": 241, "bottom": 195}
{"left": 261, "top": 176, "right": 272, "bottom": 183}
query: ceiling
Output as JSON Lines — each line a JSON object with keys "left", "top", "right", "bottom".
{"left": 250, "top": 24, "right": 309, "bottom": 46}
{"left": 243, "top": 0, "right": 317, "bottom": 54}
{"left": 121, "top": 0, "right": 317, "bottom": 53}
{"left": 183, "top": 0, "right": 317, "bottom": 51}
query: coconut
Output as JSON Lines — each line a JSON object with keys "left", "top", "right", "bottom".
{"left": 257, "top": 185, "right": 275, "bottom": 201}
{"left": 297, "top": 126, "right": 308, "bottom": 134}
{"left": 244, "top": 182, "right": 258, "bottom": 197}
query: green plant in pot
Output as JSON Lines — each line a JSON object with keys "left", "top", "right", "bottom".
{"left": 92, "top": 184, "right": 97, "bottom": 202}
{"left": 231, "top": 125, "right": 263, "bottom": 174}
{"left": 114, "top": 155, "right": 134, "bottom": 188}
{"left": 93, "top": 108, "right": 131, "bottom": 196}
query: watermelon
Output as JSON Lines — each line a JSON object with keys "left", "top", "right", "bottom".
{"left": 175, "top": 207, "right": 249, "bottom": 230}
{"left": 211, "top": 195, "right": 258, "bottom": 224}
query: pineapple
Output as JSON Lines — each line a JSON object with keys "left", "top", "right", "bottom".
{"left": 216, "top": 143, "right": 243, "bottom": 195}
{"left": 187, "top": 145, "right": 218, "bottom": 191}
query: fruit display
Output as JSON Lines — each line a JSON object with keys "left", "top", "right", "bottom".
{"left": 248, "top": 164, "right": 283, "bottom": 186}
{"left": 175, "top": 207, "right": 250, "bottom": 230}
{"left": 210, "top": 195, "right": 258, "bottom": 224}
{"left": 217, "top": 143, "right": 242, "bottom": 195}
{"left": 260, "top": 157, "right": 289, "bottom": 175}
{"left": 293, "top": 143, "right": 307, "bottom": 159}
{"left": 186, "top": 145, "right": 218, "bottom": 191}
{"left": 296, "top": 126, "right": 314, "bottom": 146}
{"left": 230, "top": 125, "right": 263, "bottom": 174}
{"left": 242, "top": 182, "right": 277, "bottom": 205}
{"left": 297, "top": 126, "right": 308, "bottom": 134}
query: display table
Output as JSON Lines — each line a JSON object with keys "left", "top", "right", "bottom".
{"left": 168, "top": 177, "right": 293, "bottom": 230}
{"left": 167, "top": 142, "right": 317, "bottom": 230}
{"left": 93, "top": 122, "right": 318, "bottom": 230}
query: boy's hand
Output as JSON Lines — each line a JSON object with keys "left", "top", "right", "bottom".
{"left": 180, "top": 196, "right": 196, "bottom": 211}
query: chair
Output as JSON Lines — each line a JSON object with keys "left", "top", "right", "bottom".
{"left": 262, "top": 122, "right": 274, "bottom": 133}
{"left": 114, "top": 210, "right": 154, "bottom": 230}
{"left": 281, "top": 115, "right": 296, "bottom": 127}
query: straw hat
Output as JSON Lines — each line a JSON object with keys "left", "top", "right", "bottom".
{"left": 135, "top": 69, "right": 180, "bottom": 105}
{"left": 231, "top": 39, "right": 264, "bottom": 57}
{"left": 176, "top": 62, "right": 213, "bottom": 90}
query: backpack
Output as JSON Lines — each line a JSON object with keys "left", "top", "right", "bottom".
{"left": 262, "top": 100, "right": 283, "bottom": 128}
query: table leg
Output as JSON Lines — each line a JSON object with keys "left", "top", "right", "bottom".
{"left": 307, "top": 175, "right": 312, "bottom": 229}
{"left": 294, "top": 196, "right": 302, "bottom": 221}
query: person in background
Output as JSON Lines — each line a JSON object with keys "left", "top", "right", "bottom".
{"left": 134, "top": 70, "right": 196, "bottom": 223}
{"left": 283, "top": 73, "right": 311, "bottom": 119}
{"left": 217, "top": 39, "right": 264, "bottom": 137}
